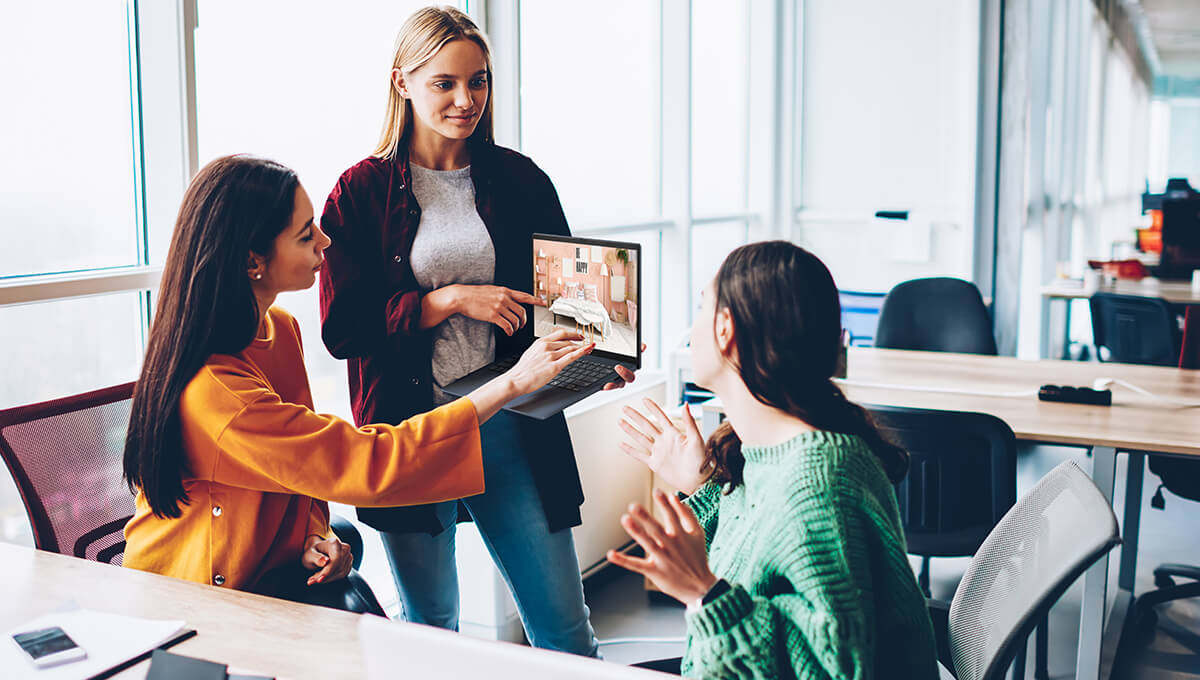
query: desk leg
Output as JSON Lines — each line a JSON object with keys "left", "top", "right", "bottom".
{"left": 1062, "top": 298, "right": 1073, "bottom": 360}
{"left": 1077, "top": 445, "right": 1116, "bottom": 680}
{"left": 1118, "top": 453, "right": 1145, "bottom": 592}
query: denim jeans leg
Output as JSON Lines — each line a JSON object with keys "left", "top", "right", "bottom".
{"left": 378, "top": 500, "right": 459, "bottom": 629}
{"left": 463, "top": 412, "right": 600, "bottom": 658}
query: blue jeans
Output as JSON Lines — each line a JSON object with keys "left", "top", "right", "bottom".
{"left": 378, "top": 411, "right": 599, "bottom": 657}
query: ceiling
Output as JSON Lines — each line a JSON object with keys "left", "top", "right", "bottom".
{"left": 1139, "top": 0, "right": 1200, "bottom": 79}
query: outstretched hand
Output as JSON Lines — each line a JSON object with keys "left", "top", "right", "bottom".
{"left": 619, "top": 398, "right": 710, "bottom": 494}
{"left": 607, "top": 489, "right": 717, "bottom": 605}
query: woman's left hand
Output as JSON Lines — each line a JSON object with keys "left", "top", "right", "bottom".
{"left": 301, "top": 534, "right": 353, "bottom": 585}
{"left": 606, "top": 489, "right": 717, "bottom": 605}
{"left": 602, "top": 343, "right": 648, "bottom": 390}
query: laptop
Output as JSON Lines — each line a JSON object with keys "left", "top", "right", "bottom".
{"left": 441, "top": 233, "right": 642, "bottom": 420}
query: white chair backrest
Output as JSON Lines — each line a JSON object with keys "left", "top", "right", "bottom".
{"left": 948, "top": 461, "right": 1119, "bottom": 680}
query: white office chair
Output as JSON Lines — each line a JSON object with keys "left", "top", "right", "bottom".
{"left": 931, "top": 460, "right": 1120, "bottom": 680}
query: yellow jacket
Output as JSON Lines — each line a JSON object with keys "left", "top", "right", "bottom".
{"left": 123, "top": 307, "right": 483, "bottom": 590}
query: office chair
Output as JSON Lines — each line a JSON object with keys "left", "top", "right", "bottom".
{"left": 875, "top": 278, "right": 997, "bottom": 355}
{"left": 1088, "top": 292, "right": 1180, "bottom": 366}
{"left": 0, "top": 383, "right": 378, "bottom": 611}
{"left": 869, "top": 404, "right": 1062, "bottom": 679}
{"left": 929, "top": 461, "right": 1120, "bottom": 680}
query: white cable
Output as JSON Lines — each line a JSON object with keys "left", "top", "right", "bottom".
{"left": 834, "top": 378, "right": 1039, "bottom": 399}
{"left": 597, "top": 637, "right": 687, "bottom": 646}
{"left": 1092, "top": 377, "right": 1200, "bottom": 408}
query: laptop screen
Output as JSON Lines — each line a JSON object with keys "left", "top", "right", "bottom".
{"left": 532, "top": 234, "right": 641, "bottom": 364}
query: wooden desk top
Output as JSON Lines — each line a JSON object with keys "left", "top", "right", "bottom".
{"left": 0, "top": 542, "right": 364, "bottom": 679}
{"left": 704, "top": 348, "right": 1200, "bottom": 456}
{"left": 1040, "top": 278, "right": 1200, "bottom": 304}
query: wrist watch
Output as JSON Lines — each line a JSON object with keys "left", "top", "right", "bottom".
{"left": 686, "top": 578, "right": 730, "bottom": 614}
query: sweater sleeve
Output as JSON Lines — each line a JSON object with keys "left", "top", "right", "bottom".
{"left": 684, "top": 487, "right": 874, "bottom": 680}
{"left": 318, "top": 171, "right": 423, "bottom": 360}
{"left": 207, "top": 388, "right": 484, "bottom": 508}
{"left": 684, "top": 482, "right": 723, "bottom": 549}
{"left": 305, "top": 499, "right": 331, "bottom": 541}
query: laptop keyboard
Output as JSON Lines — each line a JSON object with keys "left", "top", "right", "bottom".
{"left": 486, "top": 355, "right": 619, "bottom": 392}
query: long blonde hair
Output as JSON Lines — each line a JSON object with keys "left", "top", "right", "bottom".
{"left": 372, "top": 6, "right": 495, "bottom": 160}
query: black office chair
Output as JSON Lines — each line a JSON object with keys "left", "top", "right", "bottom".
{"left": 875, "top": 278, "right": 997, "bottom": 355}
{"left": 1129, "top": 456, "right": 1200, "bottom": 636}
{"left": 1088, "top": 292, "right": 1180, "bottom": 366}
{"left": 868, "top": 405, "right": 1055, "bottom": 678}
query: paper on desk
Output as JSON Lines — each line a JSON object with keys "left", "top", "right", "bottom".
{"left": 2, "top": 608, "right": 184, "bottom": 679}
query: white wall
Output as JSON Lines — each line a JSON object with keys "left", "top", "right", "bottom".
{"left": 793, "top": 0, "right": 980, "bottom": 292}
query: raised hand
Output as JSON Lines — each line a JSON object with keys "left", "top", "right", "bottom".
{"left": 619, "top": 398, "right": 710, "bottom": 495}
{"left": 606, "top": 489, "right": 717, "bottom": 605}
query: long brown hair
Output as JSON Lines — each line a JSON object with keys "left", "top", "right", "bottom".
{"left": 373, "top": 5, "right": 495, "bottom": 159}
{"left": 124, "top": 155, "right": 300, "bottom": 518}
{"left": 703, "top": 241, "right": 908, "bottom": 488}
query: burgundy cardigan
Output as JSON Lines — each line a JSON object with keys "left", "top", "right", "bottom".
{"left": 318, "top": 141, "right": 582, "bottom": 534}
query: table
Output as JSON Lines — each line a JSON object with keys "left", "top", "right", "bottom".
{"left": 0, "top": 543, "right": 664, "bottom": 680}
{"left": 1040, "top": 278, "right": 1200, "bottom": 359}
{"left": 702, "top": 348, "right": 1200, "bottom": 680}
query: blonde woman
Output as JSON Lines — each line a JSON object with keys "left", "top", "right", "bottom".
{"left": 319, "top": 6, "right": 632, "bottom": 654}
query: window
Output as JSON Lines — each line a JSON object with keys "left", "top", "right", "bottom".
{"left": 0, "top": 2, "right": 141, "bottom": 278}
{"left": 519, "top": 0, "right": 661, "bottom": 227}
{"left": 194, "top": 0, "right": 441, "bottom": 419}
{"left": 691, "top": 0, "right": 748, "bottom": 217}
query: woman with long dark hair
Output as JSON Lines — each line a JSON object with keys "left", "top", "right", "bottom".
{"left": 611, "top": 241, "right": 937, "bottom": 678}
{"left": 122, "top": 154, "right": 591, "bottom": 610}
{"left": 319, "top": 6, "right": 630, "bottom": 652}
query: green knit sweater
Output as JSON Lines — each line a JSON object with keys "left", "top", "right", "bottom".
{"left": 681, "top": 430, "right": 939, "bottom": 680}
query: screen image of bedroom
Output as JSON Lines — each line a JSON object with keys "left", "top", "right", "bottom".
{"left": 532, "top": 238, "right": 639, "bottom": 359}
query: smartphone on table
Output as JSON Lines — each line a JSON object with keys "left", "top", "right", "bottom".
{"left": 12, "top": 626, "right": 87, "bottom": 667}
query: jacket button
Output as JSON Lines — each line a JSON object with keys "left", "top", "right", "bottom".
{"left": 398, "top": 183, "right": 405, "bottom": 190}
{"left": 412, "top": 377, "right": 420, "bottom": 385}
{"left": 394, "top": 255, "right": 402, "bottom": 263}
{"left": 409, "top": 208, "right": 419, "bottom": 216}
{"left": 212, "top": 506, "right": 222, "bottom": 517}
{"left": 213, "top": 574, "right": 225, "bottom": 586}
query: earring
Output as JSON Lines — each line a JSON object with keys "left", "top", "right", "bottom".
{"left": 253, "top": 273, "right": 262, "bottom": 280}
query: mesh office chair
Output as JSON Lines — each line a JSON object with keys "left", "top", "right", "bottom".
{"left": 1088, "top": 292, "right": 1180, "bottom": 366}
{"left": 0, "top": 383, "right": 378, "bottom": 612}
{"left": 929, "top": 461, "right": 1120, "bottom": 680}
{"left": 0, "top": 383, "right": 137, "bottom": 563}
{"left": 875, "top": 278, "right": 997, "bottom": 355}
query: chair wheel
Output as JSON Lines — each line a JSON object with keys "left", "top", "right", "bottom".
{"left": 1154, "top": 573, "right": 1176, "bottom": 589}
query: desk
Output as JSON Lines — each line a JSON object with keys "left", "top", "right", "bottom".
{"left": 0, "top": 542, "right": 665, "bottom": 679}
{"left": 702, "top": 348, "right": 1200, "bottom": 680}
{"left": 1041, "top": 278, "right": 1200, "bottom": 304}
{"left": 1040, "top": 279, "right": 1200, "bottom": 359}
{"left": 0, "top": 542, "right": 365, "bottom": 679}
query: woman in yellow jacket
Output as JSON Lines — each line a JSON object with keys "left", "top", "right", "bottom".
{"left": 122, "top": 155, "right": 592, "bottom": 612}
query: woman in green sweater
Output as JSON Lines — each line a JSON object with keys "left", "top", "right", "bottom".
{"left": 609, "top": 241, "right": 938, "bottom": 679}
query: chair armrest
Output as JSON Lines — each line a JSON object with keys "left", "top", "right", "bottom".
{"left": 331, "top": 514, "right": 364, "bottom": 571}
{"left": 927, "top": 598, "right": 955, "bottom": 677}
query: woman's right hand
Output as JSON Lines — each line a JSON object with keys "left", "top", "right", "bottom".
{"left": 466, "top": 329, "right": 592, "bottom": 424}
{"left": 505, "top": 328, "right": 593, "bottom": 395}
{"left": 456, "top": 285, "right": 542, "bottom": 336}
{"left": 421, "top": 284, "right": 541, "bottom": 335}
{"left": 619, "top": 398, "right": 710, "bottom": 495}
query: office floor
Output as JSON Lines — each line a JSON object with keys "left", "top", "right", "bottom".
{"left": 583, "top": 444, "right": 1200, "bottom": 678}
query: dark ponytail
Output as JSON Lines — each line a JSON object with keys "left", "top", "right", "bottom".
{"left": 703, "top": 241, "right": 908, "bottom": 489}
{"left": 124, "top": 155, "right": 299, "bottom": 518}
